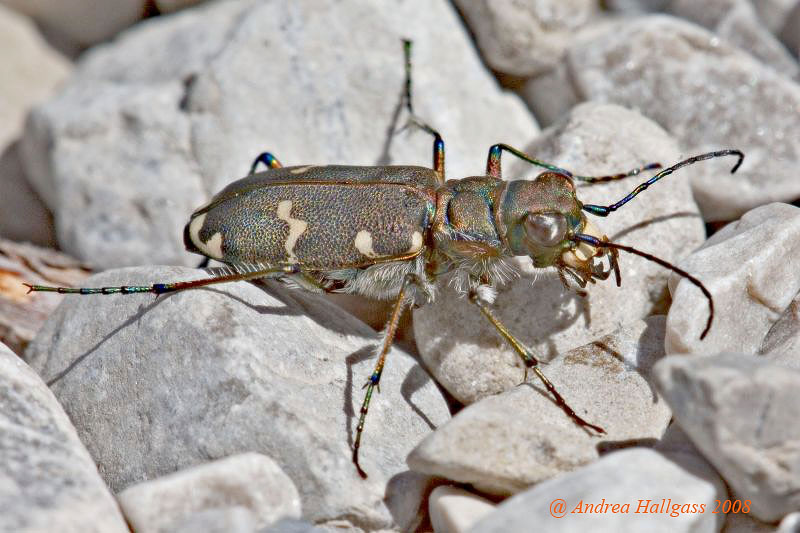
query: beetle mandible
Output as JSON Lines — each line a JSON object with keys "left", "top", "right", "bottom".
{"left": 27, "top": 40, "right": 743, "bottom": 478}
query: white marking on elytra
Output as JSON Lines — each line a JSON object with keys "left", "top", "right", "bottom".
{"left": 354, "top": 230, "right": 379, "bottom": 258}
{"left": 407, "top": 231, "right": 423, "bottom": 254}
{"left": 290, "top": 165, "right": 316, "bottom": 174}
{"left": 276, "top": 200, "right": 308, "bottom": 263}
{"left": 204, "top": 232, "right": 224, "bottom": 259}
{"left": 188, "top": 213, "right": 225, "bottom": 260}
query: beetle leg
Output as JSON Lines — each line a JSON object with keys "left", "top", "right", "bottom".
{"left": 248, "top": 152, "right": 283, "bottom": 174}
{"left": 468, "top": 287, "right": 605, "bottom": 435}
{"left": 485, "top": 143, "right": 661, "bottom": 183}
{"left": 24, "top": 265, "right": 301, "bottom": 296}
{"left": 557, "top": 268, "right": 589, "bottom": 297}
{"left": 352, "top": 273, "right": 416, "bottom": 478}
{"left": 401, "top": 39, "right": 445, "bottom": 183}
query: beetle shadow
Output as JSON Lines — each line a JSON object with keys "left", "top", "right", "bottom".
{"left": 374, "top": 79, "right": 406, "bottom": 166}
{"left": 419, "top": 274, "right": 589, "bottom": 369}
{"left": 228, "top": 279, "right": 378, "bottom": 339}
{"left": 44, "top": 276, "right": 374, "bottom": 388}
{"left": 399, "top": 364, "right": 439, "bottom": 431}
{"left": 44, "top": 295, "right": 170, "bottom": 387}
{"left": 609, "top": 211, "right": 701, "bottom": 242}
{"left": 517, "top": 315, "right": 666, "bottom": 441}
{"left": 343, "top": 345, "right": 376, "bottom": 448}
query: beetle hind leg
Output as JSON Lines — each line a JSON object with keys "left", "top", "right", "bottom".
{"left": 352, "top": 274, "right": 416, "bottom": 478}
{"left": 24, "top": 265, "right": 302, "bottom": 296}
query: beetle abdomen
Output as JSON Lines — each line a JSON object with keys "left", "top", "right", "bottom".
{"left": 185, "top": 181, "right": 434, "bottom": 270}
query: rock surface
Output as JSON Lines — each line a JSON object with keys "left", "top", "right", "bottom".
{"left": 669, "top": 0, "right": 800, "bottom": 80}
{"left": 25, "top": 266, "right": 450, "bottom": 531}
{"left": 429, "top": 486, "right": 496, "bottom": 533}
{"left": 666, "top": 203, "right": 800, "bottom": 354}
{"left": 452, "top": 0, "right": 599, "bottom": 77}
{"left": 778, "top": 513, "right": 800, "bottom": 533}
{"left": 522, "top": 14, "right": 800, "bottom": 221}
{"left": 409, "top": 317, "right": 672, "bottom": 494}
{"left": 415, "top": 103, "right": 704, "bottom": 404}
{"left": 751, "top": 0, "right": 800, "bottom": 33}
{"left": 0, "top": 5, "right": 68, "bottom": 246}
{"left": 0, "top": 4, "right": 70, "bottom": 149}
{"left": 0, "top": 0, "right": 144, "bottom": 48}
{"left": 0, "top": 342, "right": 128, "bottom": 532}
{"left": 780, "top": 3, "right": 800, "bottom": 69}
{"left": 172, "top": 507, "right": 257, "bottom": 533}
{"left": 0, "top": 143, "right": 56, "bottom": 247}
{"left": 759, "top": 290, "right": 800, "bottom": 370}
{"left": 655, "top": 353, "right": 800, "bottom": 522}
{"left": 467, "top": 448, "right": 726, "bottom": 533}
{"left": 603, "top": 0, "right": 669, "bottom": 13}
{"left": 117, "top": 452, "right": 301, "bottom": 532}
{"left": 156, "top": 0, "right": 205, "bottom": 13}
{"left": 21, "top": 0, "right": 537, "bottom": 269}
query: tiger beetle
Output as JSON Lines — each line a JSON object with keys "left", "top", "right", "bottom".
{"left": 27, "top": 40, "right": 743, "bottom": 479}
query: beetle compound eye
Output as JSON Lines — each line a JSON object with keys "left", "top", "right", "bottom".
{"left": 525, "top": 213, "right": 567, "bottom": 247}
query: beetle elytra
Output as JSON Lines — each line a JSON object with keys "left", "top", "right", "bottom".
{"left": 27, "top": 40, "right": 743, "bottom": 478}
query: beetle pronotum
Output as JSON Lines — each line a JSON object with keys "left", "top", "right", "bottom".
{"left": 28, "top": 40, "right": 743, "bottom": 478}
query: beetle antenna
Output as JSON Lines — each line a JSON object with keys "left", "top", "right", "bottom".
{"left": 582, "top": 150, "right": 744, "bottom": 217}
{"left": 572, "top": 234, "right": 713, "bottom": 340}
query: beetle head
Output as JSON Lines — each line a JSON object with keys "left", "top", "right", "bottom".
{"left": 500, "top": 172, "right": 618, "bottom": 286}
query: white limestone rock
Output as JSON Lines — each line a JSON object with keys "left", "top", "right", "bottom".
{"left": 521, "top": 15, "right": 800, "bottom": 221}
{"left": 117, "top": 453, "right": 301, "bottom": 533}
{"left": 0, "top": 342, "right": 128, "bottom": 532}
{"left": 655, "top": 353, "right": 800, "bottom": 522}
{"left": 666, "top": 203, "right": 800, "bottom": 355}
{"left": 409, "top": 317, "right": 672, "bottom": 494}
{"left": 669, "top": 0, "right": 800, "bottom": 80}
{"left": 451, "top": 0, "right": 599, "bottom": 77}
{"left": 0, "top": 0, "right": 145, "bottom": 47}
{"left": 429, "top": 486, "right": 496, "bottom": 533}
{"left": 24, "top": 266, "right": 450, "bottom": 531}
{"left": 0, "top": 5, "right": 68, "bottom": 245}
{"left": 156, "top": 0, "right": 205, "bottom": 13}
{"left": 467, "top": 448, "right": 726, "bottom": 533}
{"left": 0, "top": 4, "right": 70, "bottom": 150}
{"left": 759, "top": 290, "right": 800, "bottom": 370}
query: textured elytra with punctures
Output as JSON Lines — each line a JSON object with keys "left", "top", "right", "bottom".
{"left": 185, "top": 165, "right": 437, "bottom": 269}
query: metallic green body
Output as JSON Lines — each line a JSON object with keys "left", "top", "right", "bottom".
{"left": 184, "top": 164, "right": 589, "bottom": 302}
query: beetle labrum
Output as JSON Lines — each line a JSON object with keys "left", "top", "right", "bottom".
{"left": 27, "top": 40, "right": 743, "bottom": 478}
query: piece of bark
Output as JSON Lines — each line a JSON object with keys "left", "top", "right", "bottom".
{"left": 0, "top": 238, "right": 90, "bottom": 355}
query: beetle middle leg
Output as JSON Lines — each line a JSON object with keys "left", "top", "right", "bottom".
{"left": 401, "top": 39, "right": 445, "bottom": 183}
{"left": 249, "top": 151, "right": 283, "bottom": 174}
{"left": 467, "top": 286, "right": 605, "bottom": 434}
{"left": 486, "top": 143, "right": 662, "bottom": 182}
{"left": 352, "top": 273, "right": 419, "bottom": 478}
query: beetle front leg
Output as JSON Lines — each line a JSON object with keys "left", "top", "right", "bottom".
{"left": 486, "top": 143, "right": 661, "bottom": 183}
{"left": 352, "top": 274, "right": 416, "bottom": 478}
{"left": 467, "top": 287, "right": 605, "bottom": 434}
{"left": 248, "top": 152, "right": 283, "bottom": 174}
